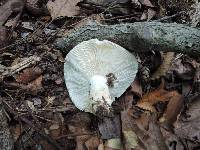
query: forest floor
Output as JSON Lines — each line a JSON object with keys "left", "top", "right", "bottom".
{"left": 0, "top": 0, "right": 200, "bottom": 150}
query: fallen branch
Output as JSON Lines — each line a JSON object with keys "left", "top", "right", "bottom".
{"left": 55, "top": 22, "right": 200, "bottom": 56}
{"left": 0, "top": 56, "right": 41, "bottom": 80}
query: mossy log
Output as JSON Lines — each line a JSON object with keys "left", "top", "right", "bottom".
{"left": 55, "top": 22, "right": 200, "bottom": 56}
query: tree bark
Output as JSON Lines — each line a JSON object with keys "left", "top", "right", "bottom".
{"left": 55, "top": 22, "right": 200, "bottom": 56}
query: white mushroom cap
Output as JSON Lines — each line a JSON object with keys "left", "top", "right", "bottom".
{"left": 64, "top": 39, "right": 138, "bottom": 115}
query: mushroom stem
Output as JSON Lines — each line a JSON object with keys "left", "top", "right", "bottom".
{"left": 89, "top": 75, "right": 112, "bottom": 112}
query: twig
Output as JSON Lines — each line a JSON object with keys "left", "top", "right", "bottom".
{"left": 153, "top": 11, "right": 186, "bottom": 22}
{"left": 0, "top": 55, "right": 41, "bottom": 79}
{"left": 56, "top": 132, "right": 96, "bottom": 140}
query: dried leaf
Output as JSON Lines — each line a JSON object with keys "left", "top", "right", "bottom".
{"left": 148, "top": 114, "right": 168, "bottom": 150}
{"left": 132, "top": 0, "right": 142, "bottom": 8}
{"left": 49, "top": 124, "right": 59, "bottom": 130}
{"left": 26, "top": 100, "right": 35, "bottom": 110}
{"left": 121, "top": 111, "right": 144, "bottom": 149}
{"left": 170, "top": 59, "right": 195, "bottom": 80}
{"left": 140, "top": 11, "right": 148, "bottom": 20}
{"left": 76, "top": 135, "right": 91, "bottom": 150}
{"left": 189, "top": 2, "right": 200, "bottom": 27}
{"left": 49, "top": 124, "right": 61, "bottom": 139}
{"left": 45, "top": 96, "right": 56, "bottom": 106}
{"left": 98, "top": 116, "right": 121, "bottom": 139}
{"left": 67, "top": 113, "right": 92, "bottom": 134}
{"left": 192, "top": 60, "right": 200, "bottom": 82}
{"left": 175, "top": 97, "right": 200, "bottom": 142}
{"left": 26, "top": 0, "right": 47, "bottom": 16}
{"left": 0, "top": 26, "right": 9, "bottom": 48}
{"left": 1, "top": 56, "right": 41, "bottom": 79}
{"left": 66, "top": 113, "right": 93, "bottom": 150}
{"left": 129, "top": 78, "right": 142, "bottom": 98}
{"left": 98, "top": 143, "right": 104, "bottom": 150}
{"left": 27, "top": 75, "right": 43, "bottom": 92}
{"left": 136, "top": 81, "right": 182, "bottom": 114}
{"left": 0, "top": 0, "right": 24, "bottom": 26}
{"left": 136, "top": 102, "right": 155, "bottom": 112}
{"left": 139, "top": 0, "right": 154, "bottom": 7}
{"left": 61, "top": 14, "right": 105, "bottom": 37}
{"left": 10, "top": 124, "right": 21, "bottom": 141}
{"left": 147, "top": 8, "right": 156, "bottom": 21}
{"left": 161, "top": 129, "right": 185, "bottom": 150}
{"left": 135, "top": 112, "right": 150, "bottom": 130}
{"left": 105, "top": 138, "right": 122, "bottom": 150}
{"left": 16, "top": 67, "right": 42, "bottom": 84}
{"left": 47, "top": 0, "right": 81, "bottom": 20}
{"left": 85, "top": 136, "right": 100, "bottom": 150}
{"left": 152, "top": 52, "right": 175, "bottom": 79}
{"left": 33, "top": 98, "right": 42, "bottom": 106}
{"left": 181, "top": 82, "right": 192, "bottom": 97}
{"left": 123, "top": 131, "right": 140, "bottom": 149}
{"left": 160, "top": 93, "right": 183, "bottom": 127}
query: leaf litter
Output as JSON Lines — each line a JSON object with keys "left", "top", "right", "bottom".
{"left": 0, "top": 0, "right": 200, "bottom": 149}
{"left": 47, "top": 0, "right": 81, "bottom": 20}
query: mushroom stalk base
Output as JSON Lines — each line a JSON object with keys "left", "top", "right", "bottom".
{"left": 89, "top": 75, "right": 112, "bottom": 114}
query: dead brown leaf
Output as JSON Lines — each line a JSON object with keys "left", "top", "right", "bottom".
{"left": 136, "top": 81, "right": 182, "bottom": 112}
{"left": 139, "top": 0, "right": 154, "bottom": 7}
{"left": 140, "top": 11, "right": 148, "bottom": 20}
{"left": 132, "top": 0, "right": 142, "bottom": 8}
{"left": 26, "top": 0, "right": 48, "bottom": 16}
{"left": 47, "top": 0, "right": 81, "bottom": 20}
{"left": 49, "top": 124, "right": 62, "bottom": 140}
{"left": 160, "top": 92, "right": 183, "bottom": 128}
{"left": 147, "top": 113, "right": 168, "bottom": 150}
{"left": 170, "top": 59, "right": 195, "bottom": 80}
{"left": 39, "top": 140, "right": 56, "bottom": 150}
{"left": 147, "top": 8, "right": 156, "bottom": 21}
{"left": 67, "top": 113, "right": 93, "bottom": 150}
{"left": 0, "top": 26, "right": 9, "bottom": 48}
{"left": 27, "top": 75, "right": 43, "bottom": 92}
{"left": 61, "top": 14, "right": 104, "bottom": 37}
{"left": 67, "top": 113, "right": 91, "bottom": 133}
{"left": 98, "top": 115, "right": 121, "bottom": 139}
{"left": 85, "top": 136, "right": 100, "bottom": 150}
{"left": 121, "top": 110, "right": 144, "bottom": 150}
{"left": 76, "top": 135, "right": 91, "bottom": 150}
{"left": 136, "top": 80, "right": 183, "bottom": 130}
{"left": 135, "top": 112, "right": 150, "bottom": 130}
{"left": 16, "top": 67, "right": 42, "bottom": 84}
{"left": 104, "top": 138, "right": 122, "bottom": 150}
{"left": 0, "top": 0, "right": 24, "bottom": 27}
{"left": 189, "top": 2, "right": 200, "bottom": 27}
{"left": 161, "top": 129, "right": 184, "bottom": 150}
{"left": 175, "top": 96, "right": 200, "bottom": 142}
{"left": 152, "top": 52, "right": 175, "bottom": 79}
{"left": 129, "top": 78, "right": 142, "bottom": 98}
{"left": 191, "top": 60, "right": 200, "bottom": 82}
{"left": 126, "top": 109, "right": 169, "bottom": 150}
{"left": 10, "top": 124, "right": 21, "bottom": 141}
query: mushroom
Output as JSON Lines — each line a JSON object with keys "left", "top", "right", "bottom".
{"left": 64, "top": 39, "right": 138, "bottom": 116}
